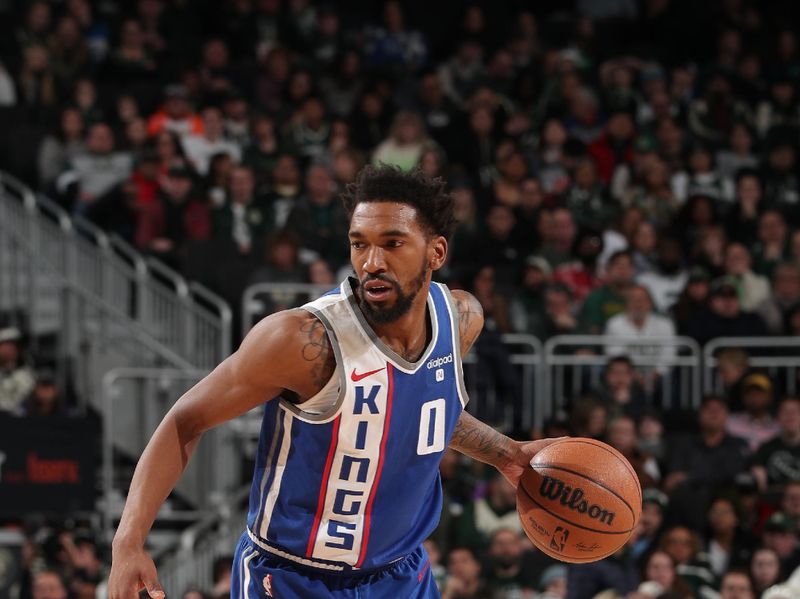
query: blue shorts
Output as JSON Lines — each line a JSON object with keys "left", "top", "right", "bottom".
{"left": 230, "top": 532, "right": 439, "bottom": 599}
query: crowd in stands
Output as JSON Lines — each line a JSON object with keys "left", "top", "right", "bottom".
{"left": 6, "top": 0, "right": 800, "bottom": 597}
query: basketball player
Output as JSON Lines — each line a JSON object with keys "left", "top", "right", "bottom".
{"left": 108, "top": 166, "right": 561, "bottom": 598}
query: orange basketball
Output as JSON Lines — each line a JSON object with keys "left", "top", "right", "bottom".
{"left": 516, "top": 437, "right": 642, "bottom": 563}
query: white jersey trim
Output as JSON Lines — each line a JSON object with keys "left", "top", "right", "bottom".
{"left": 258, "top": 408, "right": 294, "bottom": 539}
{"left": 246, "top": 528, "right": 346, "bottom": 572}
{"left": 441, "top": 285, "right": 470, "bottom": 408}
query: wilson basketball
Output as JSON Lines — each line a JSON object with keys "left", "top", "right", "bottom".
{"left": 517, "top": 437, "right": 642, "bottom": 563}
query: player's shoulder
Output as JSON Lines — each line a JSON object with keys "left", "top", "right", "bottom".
{"left": 448, "top": 289, "right": 484, "bottom": 353}
{"left": 237, "top": 308, "right": 336, "bottom": 397}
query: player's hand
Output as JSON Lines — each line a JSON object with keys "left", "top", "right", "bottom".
{"left": 497, "top": 437, "right": 567, "bottom": 489}
{"left": 108, "top": 544, "right": 164, "bottom": 599}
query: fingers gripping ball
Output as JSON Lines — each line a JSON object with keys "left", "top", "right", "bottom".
{"left": 516, "top": 437, "right": 642, "bottom": 563}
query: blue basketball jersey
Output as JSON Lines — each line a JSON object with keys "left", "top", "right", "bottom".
{"left": 244, "top": 278, "right": 467, "bottom": 572}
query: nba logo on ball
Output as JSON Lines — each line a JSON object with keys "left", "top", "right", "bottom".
{"left": 517, "top": 438, "right": 642, "bottom": 563}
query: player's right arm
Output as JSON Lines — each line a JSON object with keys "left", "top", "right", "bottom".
{"left": 108, "top": 309, "right": 334, "bottom": 599}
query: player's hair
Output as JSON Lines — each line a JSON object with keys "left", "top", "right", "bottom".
{"left": 341, "top": 164, "right": 457, "bottom": 239}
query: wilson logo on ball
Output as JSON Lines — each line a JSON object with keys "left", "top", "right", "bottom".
{"left": 538, "top": 475, "right": 616, "bottom": 526}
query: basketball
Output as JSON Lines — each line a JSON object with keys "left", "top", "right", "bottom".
{"left": 517, "top": 437, "right": 642, "bottom": 563}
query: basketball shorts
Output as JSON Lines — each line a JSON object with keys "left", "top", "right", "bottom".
{"left": 230, "top": 531, "right": 439, "bottom": 599}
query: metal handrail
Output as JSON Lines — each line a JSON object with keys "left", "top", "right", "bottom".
{"left": 145, "top": 257, "right": 191, "bottom": 298}
{"left": 189, "top": 282, "right": 233, "bottom": 360}
{"left": 703, "top": 336, "right": 800, "bottom": 394}
{"left": 241, "top": 282, "right": 332, "bottom": 337}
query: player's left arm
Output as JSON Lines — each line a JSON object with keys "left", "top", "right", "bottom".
{"left": 448, "top": 289, "right": 562, "bottom": 488}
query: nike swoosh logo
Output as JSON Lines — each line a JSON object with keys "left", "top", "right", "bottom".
{"left": 351, "top": 367, "right": 385, "bottom": 382}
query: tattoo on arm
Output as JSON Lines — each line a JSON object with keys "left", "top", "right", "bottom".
{"left": 455, "top": 293, "right": 484, "bottom": 354}
{"left": 449, "top": 411, "right": 513, "bottom": 466}
{"left": 299, "top": 316, "right": 336, "bottom": 388}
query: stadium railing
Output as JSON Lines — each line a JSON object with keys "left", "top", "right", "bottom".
{"left": 541, "top": 335, "right": 703, "bottom": 418}
{"left": 100, "top": 368, "right": 249, "bottom": 544}
{"left": 704, "top": 336, "right": 800, "bottom": 396}
{"left": 0, "top": 171, "right": 232, "bottom": 404}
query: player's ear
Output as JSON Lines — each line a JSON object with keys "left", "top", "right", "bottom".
{"left": 429, "top": 236, "right": 447, "bottom": 271}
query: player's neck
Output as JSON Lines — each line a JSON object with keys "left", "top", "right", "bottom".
{"left": 365, "top": 295, "right": 432, "bottom": 363}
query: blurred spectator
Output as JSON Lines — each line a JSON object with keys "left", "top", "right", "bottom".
{"left": 718, "top": 569, "right": 755, "bottom": 599}
{"left": 210, "top": 555, "right": 232, "bottom": 599}
{"left": 58, "top": 122, "right": 133, "bottom": 214}
{"left": 636, "top": 549, "right": 693, "bottom": 598}
{"left": 604, "top": 285, "right": 677, "bottom": 376}
{"left": 243, "top": 114, "right": 279, "bottom": 192}
{"left": 510, "top": 256, "right": 551, "bottom": 335}
{"left": 725, "top": 169, "right": 764, "bottom": 247}
{"left": 705, "top": 497, "right": 753, "bottom": 577}
{"left": 569, "top": 397, "right": 608, "bottom": 439}
{"left": 605, "top": 415, "right": 659, "bottom": 487}
{"left": 18, "top": 44, "right": 57, "bottom": 109}
{"left": 664, "top": 395, "right": 749, "bottom": 530}
{"left": 596, "top": 355, "right": 647, "bottom": 420}
{"left": 631, "top": 489, "right": 667, "bottom": 559}
{"left": 751, "top": 548, "right": 783, "bottom": 596}
{"left": 553, "top": 228, "right": 603, "bottom": 305}
{"left": 18, "top": 369, "right": 68, "bottom": 417}
{"left": 264, "top": 154, "right": 302, "bottom": 229}
{"left": 212, "top": 165, "right": 271, "bottom": 256}
{"left": 0, "top": 327, "right": 35, "bottom": 413}
{"left": 363, "top": 0, "right": 428, "bottom": 74}
{"left": 146, "top": 84, "right": 203, "bottom": 138}
{"left": 727, "top": 373, "right": 780, "bottom": 452}
{"left": 761, "top": 512, "right": 800, "bottom": 576}
{"left": 454, "top": 474, "right": 521, "bottom": 551}
{"left": 536, "top": 564, "right": 567, "bottom": 599}
{"left": 483, "top": 529, "right": 537, "bottom": 595}
{"left": 285, "top": 96, "right": 330, "bottom": 162}
{"left": 724, "top": 242, "right": 771, "bottom": 311}
{"left": 752, "top": 396, "right": 800, "bottom": 491}
{"left": 754, "top": 210, "right": 789, "bottom": 278}
{"left": 285, "top": 164, "right": 349, "bottom": 268}
{"left": 535, "top": 282, "right": 579, "bottom": 341}
{"left": 137, "top": 163, "right": 210, "bottom": 266}
{"left": 756, "top": 262, "right": 800, "bottom": 335}
{"left": 182, "top": 106, "right": 241, "bottom": 176}
{"left": 37, "top": 106, "right": 86, "bottom": 189}
{"left": 683, "top": 276, "right": 768, "bottom": 345}
{"left": 658, "top": 526, "right": 716, "bottom": 598}
{"left": 372, "top": 110, "right": 429, "bottom": 172}
{"left": 629, "top": 221, "right": 658, "bottom": 275}
{"left": 781, "top": 482, "right": 800, "bottom": 531}
{"left": 539, "top": 207, "right": 578, "bottom": 270}
{"left": 442, "top": 546, "right": 488, "bottom": 599}
{"left": 637, "top": 236, "right": 687, "bottom": 314}
{"left": 32, "top": 570, "right": 68, "bottom": 599}
{"left": 715, "top": 348, "right": 752, "bottom": 409}
{"left": 672, "top": 266, "right": 712, "bottom": 333}
{"left": 566, "top": 539, "right": 640, "bottom": 599}
{"left": 579, "top": 250, "right": 634, "bottom": 334}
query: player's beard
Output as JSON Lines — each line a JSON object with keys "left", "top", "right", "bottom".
{"left": 357, "top": 257, "right": 429, "bottom": 325}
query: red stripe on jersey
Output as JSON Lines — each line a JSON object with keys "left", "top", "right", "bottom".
{"left": 355, "top": 362, "right": 394, "bottom": 568}
{"left": 306, "top": 415, "right": 341, "bottom": 557}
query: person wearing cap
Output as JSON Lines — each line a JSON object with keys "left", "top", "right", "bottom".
{"left": 752, "top": 397, "right": 800, "bottom": 490}
{"left": 18, "top": 369, "right": 68, "bottom": 417}
{"left": 0, "top": 327, "right": 35, "bottom": 413}
{"left": 682, "top": 275, "right": 767, "bottom": 345}
{"left": 727, "top": 373, "right": 780, "bottom": 452}
{"left": 146, "top": 84, "right": 203, "bottom": 138}
{"left": 139, "top": 162, "right": 210, "bottom": 267}
{"left": 762, "top": 512, "right": 800, "bottom": 575}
